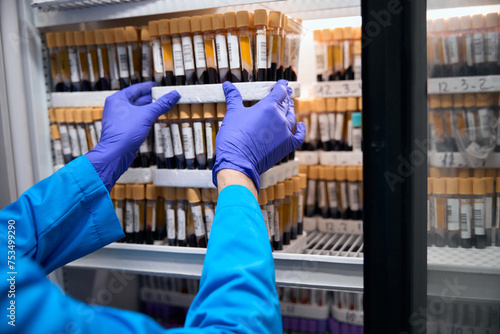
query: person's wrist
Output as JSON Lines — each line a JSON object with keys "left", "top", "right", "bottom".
{"left": 216, "top": 169, "right": 258, "bottom": 200}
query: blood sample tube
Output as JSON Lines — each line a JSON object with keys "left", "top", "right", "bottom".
{"left": 483, "top": 177, "right": 494, "bottom": 247}
{"left": 297, "top": 100, "right": 311, "bottom": 151}
{"left": 459, "top": 178, "right": 473, "bottom": 248}
{"left": 187, "top": 188, "right": 207, "bottom": 248}
{"left": 346, "top": 97, "right": 358, "bottom": 151}
{"left": 336, "top": 166, "right": 350, "bottom": 219}
{"left": 343, "top": 27, "right": 354, "bottom": 80}
{"left": 92, "top": 107, "right": 102, "bottom": 142}
{"left": 191, "top": 104, "right": 207, "bottom": 169}
{"left": 308, "top": 101, "right": 319, "bottom": 151}
{"left": 103, "top": 29, "right": 121, "bottom": 90}
{"left": 156, "top": 187, "right": 166, "bottom": 241}
{"left": 446, "top": 17, "right": 461, "bottom": 77}
{"left": 283, "top": 179, "right": 294, "bottom": 245}
{"left": 55, "top": 108, "right": 73, "bottom": 164}
{"left": 201, "top": 15, "right": 219, "bottom": 84}
{"left": 258, "top": 188, "right": 272, "bottom": 245}
{"left": 254, "top": 9, "right": 268, "bottom": 81}
{"left": 125, "top": 184, "right": 135, "bottom": 243}
{"left": 476, "top": 93, "right": 495, "bottom": 147}
{"left": 94, "top": 29, "right": 111, "bottom": 90}
{"left": 114, "top": 28, "right": 131, "bottom": 88}
{"left": 74, "top": 31, "right": 91, "bottom": 91}
{"left": 334, "top": 98, "right": 347, "bottom": 151}
{"left": 236, "top": 11, "right": 254, "bottom": 82}
{"left": 141, "top": 26, "right": 153, "bottom": 83}
{"left": 274, "top": 182, "right": 285, "bottom": 250}
{"left": 213, "top": 14, "right": 231, "bottom": 83}
{"left": 148, "top": 21, "right": 165, "bottom": 86}
{"left": 65, "top": 31, "right": 81, "bottom": 91}
{"left": 325, "top": 166, "right": 339, "bottom": 219}
{"left": 291, "top": 176, "right": 301, "bottom": 239}
{"left": 158, "top": 19, "right": 175, "bottom": 86}
{"left": 224, "top": 12, "right": 242, "bottom": 82}
{"left": 179, "top": 104, "right": 196, "bottom": 169}
{"left": 472, "top": 14, "right": 488, "bottom": 76}
{"left": 459, "top": 16, "right": 476, "bottom": 76}
{"left": 266, "top": 185, "right": 275, "bottom": 245}
{"left": 216, "top": 102, "right": 226, "bottom": 130}
{"left": 203, "top": 103, "right": 217, "bottom": 170}
{"left": 277, "top": 14, "right": 287, "bottom": 80}
{"left": 485, "top": 13, "right": 499, "bottom": 75}
{"left": 179, "top": 17, "right": 197, "bottom": 85}
{"left": 84, "top": 30, "right": 99, "bottom": 91}
{"left": 331, "top": 28, "right": 343, "bottom": 81}
{"left": 191, "top": 16, "right": 209, "bottom": 84}
{"left": 46, "top": 33, "right": 63, "bottom": 92}
{"left": 50, "top": 125, "right": 65, "bottom": 168}
{"left": 434, "top": 19, "right": 451, "bottom": 77}
{"left": 64, "top": 108, "right": 81, "bottom": 160}
{"left": 428, "top": 20, "right": 441, "bottom": 78}
{"left": 473, "top": 178, "right": 486, "bottom": 249}
{"left": 163, "top": 187, "right": 177, "bottom": 246}
{"left": 445, "top": 177, "right": 460, "bottom": 247}
{"left": 347, "top": 167, "right": 362, "bottom": 220}
{"left": 267, "top": 11, "right": 281, "bottom": 82}
{"left": 74, "top": 108, "right": 89, "bottom": 155}
{"left": 315, "top": 98, "right": 331, "bottom": 151}
{"left": 202, "top": 188, "right": 215, "bottom": 241}
{"left": 125, "top": 26, "right": 142, "bottom": 84}
{"left": 441, "top": 94, "right": 457, "bottom": 152}
{"left": 283, "top": 15, "right": 293, "bottom": 81}
{"left": 176, "top": 187, "right": 188, "bottom": 247}
{"left": 317, "top": 167, "right": 329, "bottom": 218}
{"left": 154, "top": 115, "right": 167, "bottom": 169}
{"left": 133, "top": 184, "right": 146, "bottom": 244}
{"left": 55, "top": 32, "right": 71, "bottom": 92}
{"left": 313, "top": 30, "right": 325, "bottom": 82}
{"left": 169, "top": 105, "right": 186, "bottom": 169}
{"left": 111, "top": 185, "right": 126, "bottom": 241}
{"left": 432, "top": 178, "right": 447, "bottom": 247}
{"left": 305, "top": 165, "right": 319, "bottom": 217}
{"left": 83, "top": 108, "right": 98, "bottom": 150}
{"left": 353, "top": 28, "right": 362, "bottom": 80}
{"left": 145, "top": 184, "right": 158, "bottom": 245}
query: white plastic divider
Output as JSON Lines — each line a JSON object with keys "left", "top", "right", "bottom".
{"left": 51, "top": 90, "right": 117, "bottom": 108}
{"left": 280, "top": 301, "right": 330, "bottom": 320}
{"left": 331, "top": 306, "right": 364, "bottom": 326}
{"left": 312, "top": 80, "right": 362, "bottom": 98}
{"left": 139, "top": 287, "right": 195, "bottom": 308}
{"left": 152, "top": 82, "right": 301, "bottom": 104}
{"left": 428, "top": 151, "right": 500, "bottom": 168}
{"left": 154, "top": 159, "right": 299, "bottom": 189}
{"left": 116, "top": 167, "right": 155, "bottom": 184}
{"left": 317, "top": 218, "right": 363, "bottom": 235}
{"left": 319, "top": 151, "right": 363, "bottom": 166}
{"left": 295, "top": 151, "right": 319, "bottom": 165}
{"left": 428, "top": 75, "right": 500, "bottom": 94}
{"left": 303, "top": 216, "right": 318, "bottom": 232}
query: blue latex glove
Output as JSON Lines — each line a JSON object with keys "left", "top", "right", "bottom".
{"left": 213, "top": 80, "right": 306, "bottom": 190}
{"left": 86, "top": 82, "right": 180, "bottom": 192}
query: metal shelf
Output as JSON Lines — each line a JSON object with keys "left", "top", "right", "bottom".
{"left": 428, "top": 75, "right": 500, "bottom": 95}
{"left": 428, "top": 152, "right": 500, "bottom": 168}
{"left": 312, "top": 80, "right": 362, "bottom": 98}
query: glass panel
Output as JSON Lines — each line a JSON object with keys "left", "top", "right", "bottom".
{"left": 426, "top": 3, "right": 500, "bottom": 333}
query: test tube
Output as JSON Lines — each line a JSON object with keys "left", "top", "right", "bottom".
{"left": 450, "top": 94, "right": 467, "bottom": 146}
{"left": 277, "top": 14, "right": 286, "bottom": 80}
{"left": 282, "top": 15, "right": 293, "bottom": 81}
{"left": 111, "top": 185, "right": 125, "bottom": 241}
{"left": 92, "top": 107, "right": 102, "bottom": 142}
{"left": 315, "top": 98, "right": 331, "bottom": 151}
{"left": 323, "top": 29, "right": 333, "bottom": 81}
{"left": 201, "top": 15, "right": 219, "bottom": 84}
{"left": 485, "top": 13, "right": 499, "bottom": 75}
{"left": 50, "top": 125, "right": 65, "bottom": 168}
{"left": 125, "top": 26, "right": 142, "bottom": 84}
{"left": 133, "top": 184, "right": 146, "bottom": 244}
{"left": 163, "top": 187, "right": 177, "bottom": 246}
{"left": 343, "top": 27, "right": 354, "bottom": 80}
{"left": 332, "top": 28, "right": 343, "bottom": 81}
{"left": 148, "top": 21, "right": 165, "bottom": 86}
{"left": 191, "top": 104, "right": 207, "bottom": 169}
{"left": 158, "top": 19, "right": 175, "bottom": 86}
{"left": 464, "top": 94, "right": 478, "bottom": 146}
{"left": 274, "top": 182, "right": 285, "bottom": 250}
{"left": 145, "top": 184, "right": 158, "bottom": 245}
{"left": 289, "top": 17, "right": 302, "bottom": 82}
{"left": 154, "top": 115, "right": 167, "bottom": 169}
{"left": 353, "top": 27, "right": 362, "bottom": 80}
{"left": 94, "top": 30, "right": 111, "bottom": 90}
{"left": 224, "top": 12, "right": 242, "bottom": 82}
{"left": 162, "top": 112, "right": 177, "bottom": 169}
{"left": 459, "top": 178, "right": 473, "bottom": 248}
{"left": 114, "top": 28, "right": 131, "bottom": 88}
{"left": 179, "top": 104, "right": 196, "bottom": 169}
{"left": 305, "top": 166, "right": 318, "bottom": 217}
{"left": 46, "top": 33, "right": 63, "bottom": 92}
{"left": 84, "top": 31, "right": 99, "bottom": 91}
{"left": 346, "top": 97, "right": 358, "bottom": 151}
{"left": 254, "top": 9, "right": 268, "bottom": 81}
{"left": 446, "top": 17, "right": 461, "bottom": 77}
{"left": 55, "top": 32, "right": 72, "bottom": 92}
{"left": 125, "top": 184, "right": 135, "bottom": 243}
{"left": 496, "top": 177, "right": 500, "bottom": 246}
{"left": 266, "top": 185, "right": 275, "bottom": 244}
{"left": 236, "top": 11, "right": 254, "bottom": 82}
{"left": 156, "top": 187, "right": 166, "bottom": 241}
{"left": 291, "top": 177, "right": 301, "bottom": 239}
{"left": 317, "top": 167, "right": 329, "bottom": 218}
{"left": 103, "top": 29, "right": 121, "bottom": 90}
{"left": 73, "top": 32, "right": 91, "bottom": 91}
{"left": 334, "top": 98, "right": 347, "bottom": 151}
{"left": 351, "top": 112, "right": 362, "bottom": 152}
{"left": 169, "top": 105, "right": 186, "bottom": 169}
{"left": 74, "top": 108, "right": 89, "bottom": 155}
{"left": 434, "top": 19, "right": 451, "bottom": 77}
{"left": 445, "top": 178, "right": 460, "bottom": 247}
{"left": 459, "top": 16, "right": 475, "bottom": 76}
{"left": 55, "top": 108, "right": 73, "bottom": 164}
{"left": 202, "top": 188, "right": 215, "bottom": 240}
{"left": 427, "top": 20, "right": 439, "bottom": 77}
{"left": 258, "top": 188, "right": 272, "bottom": 245}
{"left": 476, "top": 93, "right": 495, "bottom": 147}
{"left": 283, "top": 179, "right": 294, "bottom": 245}
{"left": 191, "top": 16, "right": 208, "bottom": 84}
{"left": 441, "top": 94, "right": 457, "bottom": 152}
{"left": 213, "top": 14, "right": 231, "bottom": 83}
{"left": 83, "top": 108, "right": 98, "bottom": 150}
{"left": 187, "top": 188, "right": 207, "bottom": 248}
{"left": 65, "top": 31, "right": 81, "bottom": 91}
{"left": 267, "top": 11, "right": 281, "bottom": 82}
{"left": 336, "top": 166, "right": 350, "bottom": 220}
{"left": 432, "top": 178, "right": 447, "bottom": 247}
{"left": 179, "top": 17, "right": 197, "bottom": 85}
{"left": 140, "top": 26, "right": 153, "bottom": 83}
{"left": 176, "top": 188, "right": 188, "bottom": 247}
{"left": 473, "top": 178, "right": 486, "bottom": 249}
{"left": 297, "top": 100, "right": 311, "bottom": 151}
{"left": 347, "top": 167, "right": 362, "bottom": 220}
{"left": 313, "top": 30, "right": 325, "bottom": 82}
{"left": 483, "top": 177, "right": 494, "bottom": 247}
{"left": 216, "top": 102, "right": 226, "bottom": 130}
{"left": 203, "top": 103, "right": 217, "bottom": 170}
{"left": 308, "top": 101, "right": 319, "bottom": 151}
{"left": 472, "top": 14, "right": 488, "bottom": 75}
{"left": 430, "top": 95, "right": 446, "bottom": 152}
{"left": 64, "top": 108, "right": 81, "bottom": 159}
{"left": 324, "top": 167, "right": 339, "bottom": 219}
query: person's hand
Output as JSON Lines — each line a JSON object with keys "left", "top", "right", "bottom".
{"left": 213, "top": 80, "right": 305, "bottom": 190}
{"left": 86, "top": 82, "right": 180, "bottom": 192}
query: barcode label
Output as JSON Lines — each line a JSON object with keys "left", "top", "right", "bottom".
{"left": 485, "top": 31, "right": 499, "bottom": 62}
{"left": 87, "top": 51, "right": 95, "bottom": 83}
{"left": 181, "top": 36, "right": 195, "bottom": 71}
{"left": 115, "top": 206, "right": 123, "bottom": 229}
{"left": 170, "top": 123, "right": 183, "bottom": 156}
{"left": 477, "top": 107, "right": 492, "bottom": 139}
{"left": 152, "top": 40, "right": 164, "bottom": 74}
{"left": 261, "top": 208, "right": 270, "bottom": 239}
{"left": 460, "top": 201, "right": 471, "bottom": 238}
{"left": 107, "top": 46, "right": 120, "bottom": 81}
{"left": 204, "top": 207, "right": 214, "bottom": 238}
{"left": 347, "top": 120, "right": 352, "bottom": 147}
{"left": 340, "top": 182, "right": 349, "bottom": 210}
{"left": 309, "top": 113, "right": 319, "bottom": 141}
{"left": 193, "top": 35, "right": 206, "bottom": 68}
{"left": 176, "top": 208, "right": 186, "bottom": 240}
{"left": 193, "top": 122, "right": 204, "bottom": 155}
{"left": 227, "top": 33, "right": 240, "bottom": 69}
{"left": 181, "top": 123, "right": 195, "bottom": 159}
{"left": 215, "top": 34, "right": 229, "bottom": 69}
{"left": 125, "top": 201, "right": 134, "bottom": 233}
{"left": 117, "top": 45, "right": 129, "bottom": 78}
{"left": 53, "top": 140, "right": 64, "bottom": 165}
{"left": 447, "top": 199, "right": 459, "bottom": 231}
{"left": 306, "top": 180, "right": 316, "bottom": 206}
{"left": 465, "top": 34, "right": 474, "bottom": 66}
{"left": 68, "top": 127, "right": 81, "bottom": 157}
{"left": 440, "top": 37, "right": 449, "bottom": 65}
{"left": 274, "top": 209, "right": 280, "bottom": 241}
{"left": 318, "top": 180, "right": 327, "bottom": 209}
{"left": 172, "top": 37, "right": 185, "bottom": 76}
{"left": 127, "top": 45, "right": 135, "bottom": 76}
{"left": 334, "top": 113, "right": 345, "bottom": 141}
{"left": 59, "top": 125, "right": 72, "bottom": 155}
{"left": 327, "top": 181, "right": 338, "bottom": 209}
{"left": 484, "top": 196, "right": 492, "bottom": 229}
{"left": 352, "top": 128, "right": 362, "bottom": 152}
{"left": 354, "top": 55, "right": 362, "bottom": 80}
{"left": 297, "top": 193, "right": 304, "bottom": 223}
{"left": 133, "top": 203, "right": 140, "bottom": 233}
{"left": 94, "top": 120, "right": 102, "bottom": 142}
{"left": 348, "top": 183, "right": 360, "bottom": 211}
{"left": 315, "top": 44, "right": 326, "bottom": 75}
{"left": 205, "top": 123, "right": 214, "bottom": 159}
{"left": 283, "top": 36, "right": 291, "bottom": 68}
{"left": 142, "top": 44, "right": 152, "bottom": 78}
{"left": 154, "top": 123, "right": 164, "bottom": 154}
{"left": 327, "top": 113, "right": 336, "bottom": 141}
{"left": 447, "top": 34, "right": 459, "bottom": 64}
{"left": 97, "top": 48, "right": 105, "bottom": 78}
{"left": 166, "top": 207, "right": 176, "bottom": 239}
{"left": 473, "top": 201, "right": 485, "bottom": 234}
{"left": 318, "top": 113, "right": 330, "bottom": 143}
{"left": 77, "top": 126, "right": 88, "bottom": 154}
{"left": 256, "top": 30, "right": 267, "bottom": 69}
{"left": 466, "top": 111, "right": 476, "bottom": 141}
{"left": 161, "top": 126, "right": 174, "bottom": 158}
{"left": 473, "top": 32, "right": 485, "bottom": 63}
{"left": 267, "top": 204, "right": 275, "bottom": 237}
{"left": 89, "top": 124, "right": 98, "bottom": 148}
{"left": 68, "top": 48, "right": 80, "bottom": 83}
{"left": 191, "top": 205, "right": 205, "bottom": 237}
{"left": 343, "top": 40, "right": 350, "bottom": 70}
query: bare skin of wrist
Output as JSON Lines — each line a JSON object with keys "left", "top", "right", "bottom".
{"left": 216, "top": 169, "right": 258, "bottom": 200}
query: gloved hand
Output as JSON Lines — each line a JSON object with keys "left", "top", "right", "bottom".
{"left": 213, "top": 80, "right": 305, "bottom": 190}
{"left": 86, "top": 82, "right": 180, "bottom": 192}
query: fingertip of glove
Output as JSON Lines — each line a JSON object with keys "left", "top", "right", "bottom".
{"left": 277, "top": 79, "right": 289, "bottom": 87}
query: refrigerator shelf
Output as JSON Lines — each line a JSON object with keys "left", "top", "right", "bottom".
{"left": 429, "top": 152, "right": 500, "bottom": 168}
{"left": 139, "top": 287, "right": 195, "bottom": 309}
{"left": 295, "top": 151, "right": 320, "bottom": 165}
{"left": 428, "top": 75, "right": 500, "bottom": 95}
{"left": 319, "top": 151, "right": 363, "bottom": 166}
{"left": 116, "top": 166, "right": 155, "bottom": 184}
{"left": 313, "top": 80, "right": 362, "bottom": 98}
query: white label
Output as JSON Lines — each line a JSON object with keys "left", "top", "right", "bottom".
{"left": 115, "top": 205, "right": 123, "bottom": 229}
{"left": 193, "top": 34, "right": 206, "bottom": 68}
{"left": 172, "top": 37, "right": 185, "bottom": 76}
{"left": 266, "top": 204, "right": 275, "bottom": 237}
{"left": 107, "top": 46, "right": 119, "bottom": 81}
{"left": 447, "top": 34, "right": 459, "bottom": 64}
{"left": 154, "top": 123, "right": 164, "bottom": 154}
{"left": 302, "top": 117, "right": 310, "bottom": 143}
{"left": 204, "top": 207, "right": 214, "bottom": 238}
{"left": 485, "top": 31, "right": 499, "bottom": 62}
{"left": 161, "top": 126, "right": 174, "bottom": 158}
{"left": 181, "top": 123, "right": 195, "bottom": 160}
{"left": 87, "top": 51, "right": 95, "bottom": 83}
{"left": 218, "top": 120, "right": 222, "bottom": 129}
{"left": 352, "top": 128, "right": 362, "bottom": 152}
{"left": 473, "top": 32, "right": 485, "bottom": 64}
{"left": 318, "top": 113, "right": 330, "bottom": 143}
{"left": 473, "top": 200, "right": 485, "bottom": 235}
{"left": 59, "top": 125, "right": 72, "bottom": 155}
{"left": 315, "top": 43, "right": 326, "bottom": 75}
{"left": 227, "top": 33, "right": 240, "bottom": 69}
{"left": 446, "top": 198, "right": 460, "bottom": 231}
{"left": 478, "top": 107, "right": 493, "bottom": 139}
{"left": 117, "top": 45, "right": 129, "bottom": 79}
{"left": 215, "top": 34, "right": 229, "bottom": 69}
{"left": 274, "top": 209, "right": 280, "bottom": 241}
{"left": 205, "top": 123, "right": 214, "bottom": 159}
{"left": 318, "top": 180, "right": 327, "bottom": 209}
{"left": 177, "top": 208, "right": 186, "bottom": 240}
{"left": 139, "top": 139, "right": 149, "bottom": 153}
{"left": 68, "top": 48, "right": 80, "bottom": 83}
{"left": 181, "top": 36, "right": 195, "bottom": 71}
{"left": 283, "top": 36, "right": 291, "bottom": 68}
{"left": 171, "top": 123, "right": 183, "bottom": 156}
{"left": 348, "top": 182, "right": 360, "bottom": 211}
{"left": 440, "top": 36, "right": 449, "bottom": 65}
{"left": 97, "top": 48, "right": 105, "bottom": 78}
{"left": 127, "top": 45, "right": 135, "bottom": 76}
{"left": 261, "top": 208, "right": 270, "bottom": 239}
{"left": 193, "top": 122, "right": 204, "bottom": 155}
{"left": 297, "top": 193, "right": 303, "bottom": 223}
{"left": 327, "top": 181, "right": 338, "bottom": 209}
{"left": 340, "top": 182, "right": 349, "bottom": 210}
{"left": 148, "top": 205, "right": 156, "bottom": 231}
{"left": 354, "top": 55, "right": 361, "bottom": 80}
{"left": 343, "top": 40, "right": 350, "bottom": 70}
{"left": 68, "top": 127, "right": 81, "bottom": 157}
{"left": 328, "top": 113, "right": 336, "bottom": 141}
{"left": 191, "top": 205, "right": 205, "bottom": 237}
{"left": 347, "top": 119, "right": 353, "bottom": 147}
{"left": 460, "top": 200, "right": 472, "bottom": 239}
{"left": 334, "top": 113, "right": 345, "bottom": 142}
{"left": 94, "top": 120, "right": 102, "bottom": 142}
{"left": 466, "top": 111, "right": 476, "bottom": 141}
{"left": 53, "top": 140, "right": 64, "bottom": 165}
{"left": 485, "top": 196, "right": 492, "bottom": 229}
{"left": 306, "top": 180, "right": 316, "bottom": 206}
{"left": 142, "top": 44, "right": 152, "bottom": 78}
{"left": 166, "top": 207, "right": 176, "bottom": 239}
{"left": 133, "top": 202, "right": 141, "bottom": 233}
{"left": 89, "top": 124, "right": 98, "bottom": 148}
{"left": 465, "top": 34, "right": 474, "bottom": 66}
{"left": 152, "top": 39, "right": 164, "bottom": 74}
{"left": 256, "top": 30, "right": 267, "bottom": 69}
{"left": 77, "top": 126, "right": 88, "bottom": 154}
{"left": 309, "top": 113, "right": 319, "bottom": 141}
{"left": 125, "top": 201, "right": 134, "bottom": 233}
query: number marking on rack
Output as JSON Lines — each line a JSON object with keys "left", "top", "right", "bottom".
{"left": 313, "top": 80, "right": 362, "bottom": 97}
{"left": 429, "top": 76, "right": 500, "bottom": 94}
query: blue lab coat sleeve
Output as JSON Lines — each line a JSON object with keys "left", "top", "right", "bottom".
{"left": 0, "top": 154, "right": 281, "bottom": 334}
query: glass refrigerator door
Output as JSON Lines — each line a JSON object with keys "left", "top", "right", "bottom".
{"left": 426, "top": 3, "right": 500, "bottom": 334}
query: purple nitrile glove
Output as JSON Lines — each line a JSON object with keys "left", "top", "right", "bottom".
{"left": 86, "top": 82, "right": 180, "bottom": 192}
{"left": 212, "top": 79, "right": 306, "bottom": 190}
